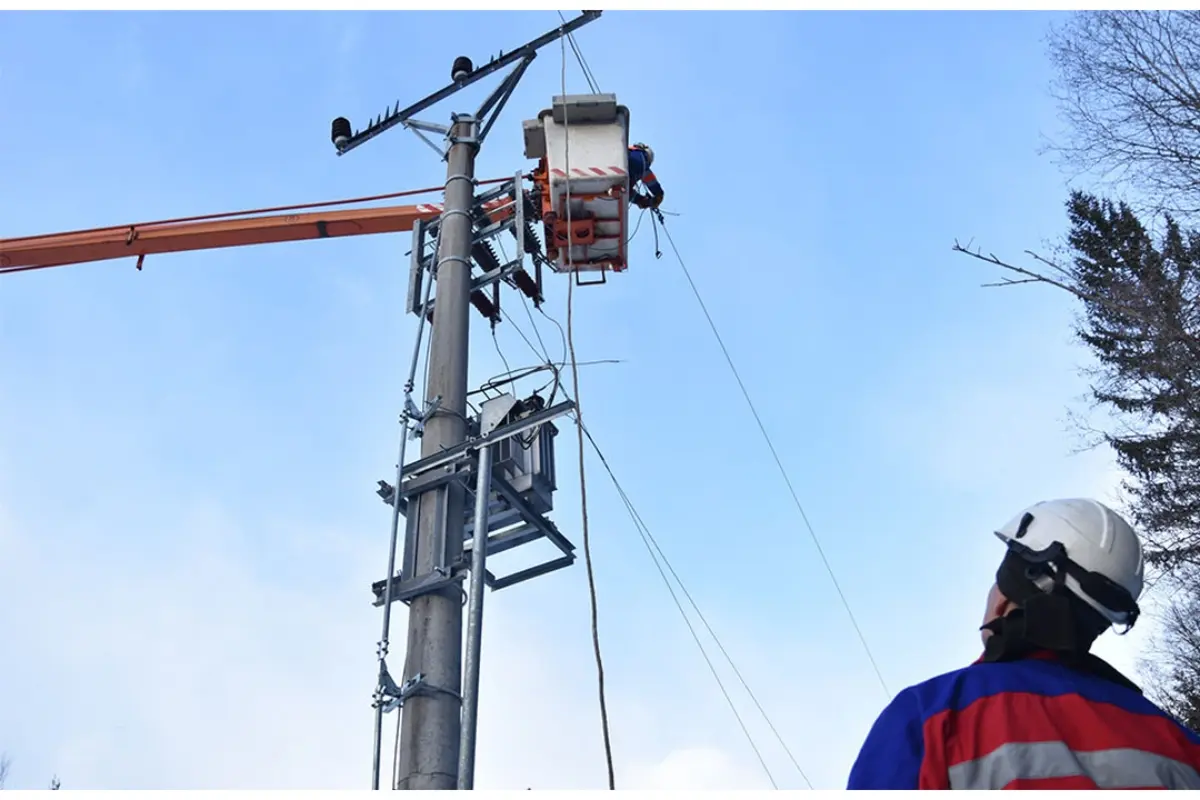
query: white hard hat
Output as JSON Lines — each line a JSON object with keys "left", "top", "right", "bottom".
{"left": 994, "top": 498, "right": 1144, "bottom": 627}
{"left": 633, "top": 142, "right": 654, "bottom": 166}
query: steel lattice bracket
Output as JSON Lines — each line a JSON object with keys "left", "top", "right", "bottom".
{"left": 406, "top": 174, "right": 546, "bottom": 326}
{"left": 370, "top": 399, "right": 576, "bottom": 606}
{"left": 466, "top": 472, "right": 576, "bottom": 591}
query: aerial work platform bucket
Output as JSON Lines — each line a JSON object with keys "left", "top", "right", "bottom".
{"left": 524, "top": 93, "right": 631, "bottom": 275}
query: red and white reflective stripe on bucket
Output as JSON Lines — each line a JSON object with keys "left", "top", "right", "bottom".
{"left": 550, "top": 166, "right": 627, "bottom": 178}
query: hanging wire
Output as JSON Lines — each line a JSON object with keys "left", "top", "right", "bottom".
{"left": 656, "top": 218, "right": 892, "bottom": 701}
{"left": 605, "top": 445, "right": 816, "bottom": 788}
{"left": 494, "top": 293, "right": 813, "bottom": 788}
{"left": 559, "top": 25, "right": 617, "bottom": 790}
{"left": 579, "top": 419, "right": 810, "bottom": 789}
{"left": 531, "top": 22, "right": 815, "bottom": 785}
{"left": 558, "top": 10, "right": 602, "bottom": 93}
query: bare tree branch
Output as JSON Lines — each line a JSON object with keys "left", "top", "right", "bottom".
{"left": 953, "top": 193, "right": 1200, "bottom": 576}
{"left": 952, "top": 240, "right": 1166, "bottom": 324}
{"left": 1140, "top": 570, "right": 1200, "bottom": 729}
{"left": 0, "top": 754, "right": 60, "bottom": 791}
{"left": 981, "top": 277, "right": 1042, "bottom": 288}
{"left": 1018, "top": 8, "right": 1200, "bottom": 726}
{"left": 1047, "top": 11, "right": 1200, "bottom": 219}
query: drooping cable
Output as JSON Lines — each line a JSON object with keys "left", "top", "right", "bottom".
{"left": 557, "top": 10, "right": 601, "bottom": 93}
{"left": 575, "top": 420, "right": 790, "bottom": 789}
{"left": 594, "top": 428, "right": 813, "bottom": 788}
{"left": 530, "top": 19, "right": 823, "bottom": 779}
{"left": 656, "top": 220, "right": 892, "bottom": 701}
{"left": 560, "top": 28, "right": 617, "bottom": 790}
{"left": 543, "top": 19, "right": 818, "bottom": 783}
{"left": 499, "top": 299, "right": 811, "bottom": 789}
{"left": 491, "top": 326, "right": 514, "bottom": 380}
{"left": 494, "top": 237, "right": 557, "bottom": 373}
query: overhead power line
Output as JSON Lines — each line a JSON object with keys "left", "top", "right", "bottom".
{"left": 656, "top": 220, "right": 892, "bottom": 701}
{"left": 496, "top": 303, "right": 814, "bottom": 790}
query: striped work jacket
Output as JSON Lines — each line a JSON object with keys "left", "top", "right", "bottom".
{"left": 846, "top": 651, "right": 1200, "bottom": 789}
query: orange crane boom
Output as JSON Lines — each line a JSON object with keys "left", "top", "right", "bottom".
{"left": 0, "top": 192, "right": 513, "bottom": 275}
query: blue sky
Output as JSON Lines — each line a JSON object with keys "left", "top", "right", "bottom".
{"left": 0, "top": 8, "right": 1162, "bottom": 791}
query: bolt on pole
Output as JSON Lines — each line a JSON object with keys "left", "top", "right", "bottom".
{"left": 393, "top": 115, "right": 480, "bottom": 790}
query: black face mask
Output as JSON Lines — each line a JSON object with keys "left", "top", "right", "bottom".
{"left": 982, "top": 594, "right": 1082, "bottom": 656}
{"left": 980, "top": 609, "right": 1141, "bottom": 694}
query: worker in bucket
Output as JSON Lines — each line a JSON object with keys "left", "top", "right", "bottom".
{"left": 847, "top": 498, "right": 1200, "bottom": 790}
{"left": 627, "top": 143, "right": 663, "bottom": 210}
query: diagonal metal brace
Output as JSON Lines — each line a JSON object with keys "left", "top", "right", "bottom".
{"left": 476, "top": 53, "right": 536, "bottom": 145}
{"left": 333, "top": 11, "right": 601, "bottom": 157}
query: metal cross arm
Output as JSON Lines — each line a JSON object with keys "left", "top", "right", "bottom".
{"left": 397, "top": 399, "right": 575, "bottom": 494}
{"left": 330, "top": 11, "right": 602, "bottom": 157}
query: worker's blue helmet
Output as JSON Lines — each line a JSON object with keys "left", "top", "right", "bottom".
{"left": 632, "top": 142, "right": 654, "bottom": 167}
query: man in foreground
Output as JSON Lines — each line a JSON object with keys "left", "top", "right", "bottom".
{"left": 847, "top": 498, "right": 1200, "bottom": 789}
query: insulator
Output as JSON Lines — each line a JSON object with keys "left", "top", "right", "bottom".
{"left": 523, "top": 222, "right": 541, "bottom": 256}
{"left": 331, "top": 117, "right": 352, "bottom": 149}
{"left": 470, "top": 290, "right": 497, "bottom": 322}
{"left": 452, "top": 55, "right": 473, "bottom": 82}
{"left": 512, "top": 267, "right": 541, "bottom": 302}
{"left": 472, "top": 240, "right": 500, "bottom": 273}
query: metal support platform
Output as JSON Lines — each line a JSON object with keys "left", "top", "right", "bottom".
{"left": 370, "top": 397, "right": 576, "bottom": 607}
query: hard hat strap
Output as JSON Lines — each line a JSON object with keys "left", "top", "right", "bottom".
{"left": 1002, "top": 532, "right": 1141, "bottom": 628}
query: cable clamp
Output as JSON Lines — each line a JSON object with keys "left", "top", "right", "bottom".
{"left": 378, "top": 671, "right": 462, "bottom": 714}
{"left": 401, "top": 395, "right": 442, "bottom": 440}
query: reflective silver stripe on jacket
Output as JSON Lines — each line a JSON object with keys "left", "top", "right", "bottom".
{"left": 947, "top": 741, "right": 1200, "bottom": 789}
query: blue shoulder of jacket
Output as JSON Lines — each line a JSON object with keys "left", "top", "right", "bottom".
{"left": 846, "top": 686, "right": 926, "bottom": 789}
{"left": 912, "top": 657, "right": 1189, "bottom": 727}
{"left": 848, "top": 657, "right": 1200, "bottom": 790}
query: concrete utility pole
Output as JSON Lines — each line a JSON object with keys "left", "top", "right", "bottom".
{"left": 394, "top": 116, "right": 479, "bottom": 791}
{"left": 330, "top": 14, "right": 603, "bottom": 791}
